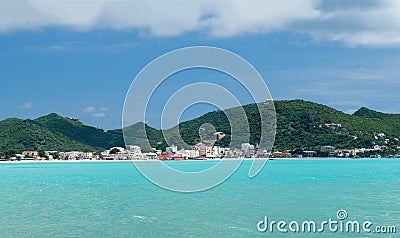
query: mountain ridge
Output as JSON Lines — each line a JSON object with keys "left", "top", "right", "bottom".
{"left": 1, "top": 100, "right": 400, "bottom": 154}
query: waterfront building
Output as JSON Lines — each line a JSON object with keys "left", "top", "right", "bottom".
{"left": 241, "top": 143, "right": 255, "bottom": 158}
{"left": 166, "top": 144, "right": 178, "bottom": 153}
{"left": 321, "top": 146, "right": 336, "bottom": 156}
{"left": 22, "top": 151, "right": 39, "bottom": 159}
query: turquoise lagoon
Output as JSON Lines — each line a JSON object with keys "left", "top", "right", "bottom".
{"left": 0, "top": 159, "right": 399, "bottom": 237}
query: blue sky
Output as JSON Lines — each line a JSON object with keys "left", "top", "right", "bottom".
{"left": 1, "top": 1, "right": 400, "bottom": 130}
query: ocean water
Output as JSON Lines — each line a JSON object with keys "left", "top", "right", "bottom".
{"left": 0, "top": 159, "right": 399, "bottom": 237}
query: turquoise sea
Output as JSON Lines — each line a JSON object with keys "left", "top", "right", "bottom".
{"left": 0, "top": 159, "right": 399, "bottom": 237}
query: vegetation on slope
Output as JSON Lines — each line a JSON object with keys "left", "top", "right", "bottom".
{"left": 0, "top": 113, "right": 125, "bottom": 155}
{"left": 1, "top": 100, "right": 400, "bottom": 153}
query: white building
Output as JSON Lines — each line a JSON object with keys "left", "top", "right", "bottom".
{"left": 166, "top": 144, "right": 178, "bottom": 153}
{"left": 218, "top": 147, "right": 234, "bottom": 158}
{"left": 185, "top": 150, "right": 200, "bottom": 159}
{"left": 79, "top": 152, "right": 98, "bottom": 160}
{"left": 241, "top": 143, "right": 255, "bottom": 158}
{"left": 206, "top": 146, "right": 219, "bottom": 159}
{"left": 22, "top": 151, "right": 39, "bottom": 158}
{"left": 129, "top": 145, "right": 142, "bottom": 154}
{"left": 61, "top": 151, "right": 84, "bottom": 160}
{"left": 144, "top": 153, "right": 158, "bottom": 160}
{"left": 128, "top": 145, "right": 144, "bottom": 159}
{"left": 101, "top": 150, "right": 110, "bottom": 157}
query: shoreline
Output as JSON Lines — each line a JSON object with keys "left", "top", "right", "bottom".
{"left": 0, "top": 157, "right": 398, "bottom": 164}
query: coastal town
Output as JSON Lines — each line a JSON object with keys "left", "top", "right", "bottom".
{"left": 1, "top": 141, "right": 399, "bottom": 161}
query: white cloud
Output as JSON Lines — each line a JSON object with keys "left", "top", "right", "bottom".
{"left": 20, "top": 102, "right": 34, "bottom": 109}
{"left": 204, "top": 0, "right": 320, "bottom": 37}
{"left": 92, "top": 112, "right": 107, "bottom": 118}
{"left": 1, "top": 0, "right": 400, "bottom": 46}
{"left": 84, "top": 106, "right": 96, "bottom": 113}
{"left": 340, "top": 71, "right": 384, "bottom": 81}
{"left": 83, "top": 106, "right": 108, "bottom": 118}
{"left": 307, "top": 0, "right": 400, "bottom": 47}
{"left": 337, "top": 68, "right": 400, "bottom": 85}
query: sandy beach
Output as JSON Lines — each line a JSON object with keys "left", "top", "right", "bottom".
{"left": 0, "top": 157, "right": 367, "bottom": 164}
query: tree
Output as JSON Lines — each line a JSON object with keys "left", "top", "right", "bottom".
{"left": 38, "top": 149, "right": 46, "bottom": 158}
{"left": 50, "top": 152, "right": 60, "bottom": 160}
{"left": 5, "top": 150, "right": 17, "bottom": 159}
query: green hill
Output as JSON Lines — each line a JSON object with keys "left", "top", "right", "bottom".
{"left": 1, "top": 100, "right": 400, "bottom": 154}
{"left": 0, "top": 117, "right": 94, "bottom": 152}
{"left": 35, "top": 113, "right": 123, "bottom": 149}
{"left": 353, "top": 107, "right": 388, "bottom": 119}
{"left": 109, "top": 122, "right": 163, "bottom": 152}
{"left": 117, "top": 100, "right": 400, "bottom": 152}
{"left": 171, "top": 100, "right": 399, "bottom": 150}
{"left": 0, "top": 114, "right": 125, "bottom": 154}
